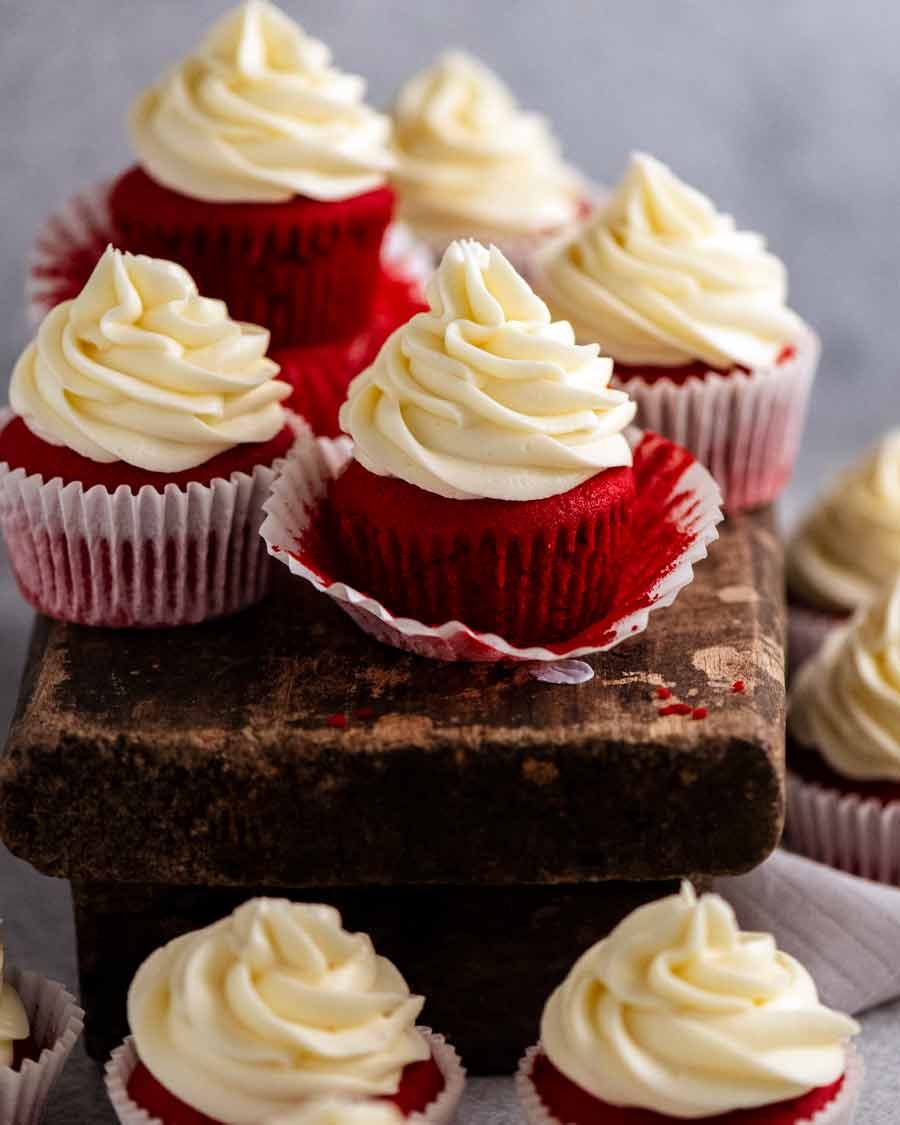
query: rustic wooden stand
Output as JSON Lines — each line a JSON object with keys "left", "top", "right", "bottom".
{"left": 0, "top": 507, "right": 785, "bottom": 1071}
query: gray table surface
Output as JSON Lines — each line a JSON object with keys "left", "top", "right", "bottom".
{"left": 2, "top": 0, "right": 900, "bottom": 1120}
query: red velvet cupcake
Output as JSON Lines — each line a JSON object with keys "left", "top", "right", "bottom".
{"left": 0, "top": 940, "right": 84, "bottom": 1125}
{"left": 104, "top": 898, "right": 465, "bottom": 1125}
{"left": 0, "top": 245, "right": 296, "bottom": 628}
{"left": 517, "top": 884, "right": 862, "bottom": 1125}
{"left": 534, "top": 153, "right": 818, "bottom": 512}
{"left": 333, "top": 239, "right": 637, "bottom": 645}
{"left": 109, "top": 0, "right": 394, "bottom": 348}
{"left": 787, "top": 577, "right": 900, "bottom": 883}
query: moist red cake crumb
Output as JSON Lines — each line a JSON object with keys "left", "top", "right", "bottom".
{"left": 732, "top": 680, "right": 746, "bottom": 694}
{"left": 788, "top": 737, "right": 900, "bottom": 806}
{"left": 655, "top": 687, "right": 672, "bottom": 700}
{"left": 326, "top": 713, "right": 348, "bottom": 729}
{"left": 126, "top": 1054, "right": 445, "bottom": 1123}
{"left": 658, "top": 703, "right": 693, "bottom": 717}
{"left": 108, "top": 165, "right": 395, "bottom": 349}
{"left": 329, "top": 460, "right": 636, "bottom": 645}
{"left": 614, "top": 343, "right": 794, "bottom": 388}
{"left": 0, "top": 415, "right": 294, "bottom": 493}
{"left": 691, "top": 706, "right": 708, "bottom": 721}
{"left": 529, "top": 1051, "right": 845, "bottom": 1125}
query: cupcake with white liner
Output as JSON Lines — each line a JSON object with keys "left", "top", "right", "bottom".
{"left": 261, "top": 239, "right": 723, "bottom": 662}
{"left": 104, "top": 898, "right": 464, "bottom": 1125}
{"left": 517, "top": 882, "right": 861, "bottom": 1125}
{"left": 533, "top": 152, "right": 818, "bottom": 511}
{"left": 0, "top": 935, "right": 84, "bottom": 1125}
{"left": 787, "top": 575, "right": 900, "bottom": 883}
{"left": 0, "top": 245, "right": 299, "bottom": 627}
{"left": 391, "top": 51, "right": 587, "bottom": 273}
{"left": 786, "top": 430, "right": 900, "bottom": 674}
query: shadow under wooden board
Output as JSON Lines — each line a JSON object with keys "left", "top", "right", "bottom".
{"left": 0, "top": 505, "right": 785, "bottom": 1068}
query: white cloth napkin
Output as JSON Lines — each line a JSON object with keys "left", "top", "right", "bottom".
{"left": 716, "top": 848, "right": 900, "bottom": 1015}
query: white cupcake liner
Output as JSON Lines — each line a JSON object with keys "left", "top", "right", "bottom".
{"left": 260, "top": 427, "right": 723, "bottom": 663}
{"left": 0, "top": 968, "right": 84, "bottom": 1125}
{"left": 0, "top": 407, "right": 304, "bottom": 628}
{"left": 613, "top": 328, "right": 820, "bottom": 513}
{"left": 26, "top": 179, "right": 434, "bottom": 325}
{"left": 105, "top": 1027, "right": 465, "bottom": 1125}
{"left": 788, "top": 602, "right": 846, "bottom": 681}
{"left": 515, "top": 1042, "right": 862, "bottom": 1125}
{"left": 787, "top": 768, "right": 900, "bottom": 885}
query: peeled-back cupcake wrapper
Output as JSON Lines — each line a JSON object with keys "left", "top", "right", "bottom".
{"left": 515, "top": 1042, "right": 863, "bottom": 1125}
{"left": 260, "top": 426, "right": 723, "bottom": 663}
{"left": 614, "top": 328, "right": 820, "bottom": 512}
{"left": 787, "top": 771, "right": 900, "bottom": 886}
{"left": 788, "top": 603, "right": 846, "bottom": 681}
{"left": 105, "top": 1028, "right": 466, "bottom": 1125}
{"left": 26, "top": 179, "right": 431, "bottom": 327}
{"left": 0, "top": 408, "right": 303, "bottom": 628}
{"left": 0, "top": 968, "right": 84, "bottom": 1125}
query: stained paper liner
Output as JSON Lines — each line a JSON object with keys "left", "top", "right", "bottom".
{"left": 0, "top": 968, "right": 84, "bottom": 1125}
{"left": 788, "top": 602, "right": 845, "bottom": 681}
{"left": 787, "top": 769, "right": 900, "bottom": 885}
{"left": 25, "top": 178, "right": 432, "bottom": 327}
{"left": 0, "top": 408, "right": 304, "bottom": 628}
{"left": 260, "top": 427, "right": 723, "bottom": 663}
{"left": 515, "top": 1043, "right": 863, "bottom": 1125}
{"left": 612, "top": 328, "right": 820, "bottom": 512}
{"left": 105, "top": 1028, "right": 465, "bottom": 1125}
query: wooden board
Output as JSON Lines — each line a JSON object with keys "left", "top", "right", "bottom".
{"left": 0, "top": 507, "right": 785, "bottom": 889}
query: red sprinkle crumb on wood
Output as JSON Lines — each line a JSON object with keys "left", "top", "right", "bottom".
{"left": 326, "top": 713, "right": 348, "bottom": 729}
{"left": 655, "top": 687, "right": 673, "bottom": 700}
{"left": 731, "top": 680, "right": 746, "bottom": 694}
{"left": 355, "top": 707, "right": 375, "bottom": 720}
{"left": 691, "top": 706, "right": 708, "bottom": 721}
{"left": 658, "top": 703, "right": 693, "bottom": 717}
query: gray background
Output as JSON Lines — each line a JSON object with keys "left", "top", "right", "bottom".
{"left": 1, "top": 1, "right": 899, "bottom": 1120}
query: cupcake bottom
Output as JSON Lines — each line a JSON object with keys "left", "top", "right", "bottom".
{"left": 612, "top": 334, "right": 818, "bottom": 512}
{"left": 786, "top": 596, "right": 849, "bottom": 680}
{"left": 106, "top": 1031, "right": 465, "bottom": 1125}
{"left": 274, "top": 267, "right": 427, "bottom": 438}
{"left": 0, "top": 969, "right": 84, "bottom": 1125}
{"left": 109, "top": 166, "right": 394, "bottom": 349}
{"left": 329, "top": 460, "right": 635, "bottom": 645}
{"left": 787, "top": 739, "right": 900, "bottom": 883}
{"left": 518, "top": 1047, "right": 859, "bottom": 1125}
{"left": 0, "top": 412, "right": 298, "bottom": 627}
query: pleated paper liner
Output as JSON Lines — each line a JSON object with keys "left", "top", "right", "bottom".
{"left": 787, "top": 768, "right": 900, "bottom": 886}
{"left": 0, "top": 408, "right": 305, "bottom": 628}
{"left": 25, "top": 178, "right": 432, "bottom": 327}
{"left": 612, "top": 328, "right": 820, "bottom": 513}
{"left": 260, "top": 428, "right": 723, "bottom": 663}
{"left": 515, "top": 1043, "right": 863, "bottom": 1125}
{"left": 0, "top": 968, "right": 84, "bottom": 1125}
{"left": 105, "top": 1028, "right": 465, "bottom": 1125}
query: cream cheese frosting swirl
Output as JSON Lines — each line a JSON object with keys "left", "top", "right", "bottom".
{"left": 128, "top": 899, "right": 429, "bottom": 1124}
{"left": 268, "top": 1098, "right": 404, "bottom": 1125}
{"left": 339, "top": 240, "right": 636, "bottom": 501}
{"left": 10, "top": 246, "right": 289, "bottom": 473}
{"left": 787, "top": 431, "right": 900, "bottom": 612}
{"left": 541, "top": 883, "right": 857, "bottom": 1118}
{"left": 535, "top": 153, "right": 805, "bottom": 369}
{"left": 0, "top": 947, "right": 29, "bottom": 1070}
{"left": 392, "top": 51, "right": 582, "bottom": 241}
{"left": 790, "top": 577, "right": 900, "bottom": 781}
{"left": 129, "top": 0, "right": 393, "bottom": 203}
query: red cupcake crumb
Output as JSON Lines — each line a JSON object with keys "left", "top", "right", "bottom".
{"left": 529, "top": 1051, "right": 846, "bottom": 1125}
{"left": 655, "top": 687, "right": 672, "bottom": 700}
{"left": 658, "top": 703, "right": 693, "bottom": 717}
{"left": 732, "top": 680, "right": 746, "bottom": 694}
{"left": 691, "top": 706, "right": 708, "bottom": 721}
{"left": 326, "top": 713, "right": 348, "bottom": 729}
{"left": 355, "top": 707, "right": 375, "bottom": 720}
